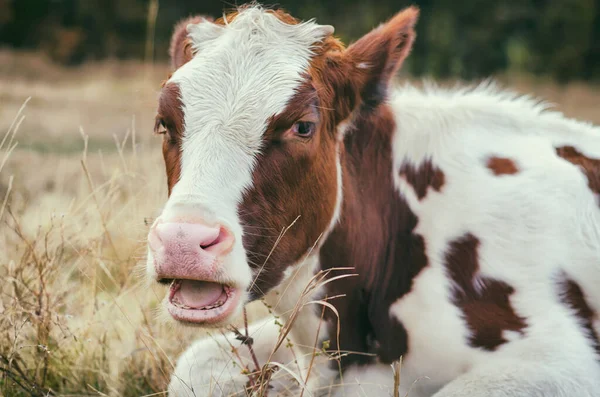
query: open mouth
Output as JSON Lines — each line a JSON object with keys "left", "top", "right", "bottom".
{"left": 167, "top": 279, "right": 240, "bottom": 325}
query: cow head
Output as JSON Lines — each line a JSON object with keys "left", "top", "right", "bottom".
{"left": 147, "top": 4, "right": 418, "bottom": 326}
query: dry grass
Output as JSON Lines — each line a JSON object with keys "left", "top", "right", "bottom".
{"left": 0, "top": 50, "right": 599, "bottom": 396}
{"left": 0, "top": 89, "right": 188, "bottom": 396}
{"left": 0, "top": 51, "right": 271, "bottom": 396}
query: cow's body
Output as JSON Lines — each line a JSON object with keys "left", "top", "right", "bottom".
{"left": 146, "top": 5, "right": 600, "bottom": 396}
{"left": 168, "top": 83, "right": 600, "bottom": 397}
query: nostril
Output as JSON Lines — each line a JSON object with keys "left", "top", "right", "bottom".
{"left": 199, "top": 230, "right": 220, "bottom": 249}
{"left": 202, "top": 227, "right": 234, "bottom": 254}
{"left": 152, "top": 221, "right": 233, "bottom": 256}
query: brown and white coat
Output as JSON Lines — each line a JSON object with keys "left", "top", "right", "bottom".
{"left": 145, "top": 4, "right": 600, "bottom": 397}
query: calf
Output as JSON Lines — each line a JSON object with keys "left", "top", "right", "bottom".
{"left": 146, "top": 4, "right": 600, "bottom": 396}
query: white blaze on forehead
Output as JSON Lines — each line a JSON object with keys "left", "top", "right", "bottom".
{"left": 163, "top": 7, "right": 332, "bottom": 225}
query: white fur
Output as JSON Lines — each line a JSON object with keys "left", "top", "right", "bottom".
{"left": 170, "top": 81, "right": 600, "bottom": 396}
{"left": 168, "top": 316, "right": 301, "bottom": 397}
{"left": 388, "top": 81, "right": 600, "bottom": 396}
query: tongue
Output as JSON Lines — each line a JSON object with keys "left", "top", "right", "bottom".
{"left": 177, "top": 280, "right": 226, "bottom": 309}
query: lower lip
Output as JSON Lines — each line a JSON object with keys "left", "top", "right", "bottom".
{"left": 166, "top": 282, "right": 241, "bottom": 325}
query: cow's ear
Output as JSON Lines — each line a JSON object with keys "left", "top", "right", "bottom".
{"left": 345, "top": 7, "right": 418, "bottom": 108}
{"left": 169, "top": 15, "right": 215, "bottom": 70}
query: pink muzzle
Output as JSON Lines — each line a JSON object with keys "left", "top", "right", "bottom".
{"left": 148, "top": 220, "right": 240, "bottom": 324}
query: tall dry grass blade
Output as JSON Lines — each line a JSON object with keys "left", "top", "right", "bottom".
{"left": 249, "top": 215, "right": 301, "bottom": 293}
{"left": 392, "top": 357, "right": 402, "bottom": 397}
{"left": 0, "top": 141, "right": 18, "bottom": 175}
{"left": 87, "top": 383, "right": 110, "bottom": 396}
{"left": 298, "top": 301, "right": 327, "bottom": 397}
{"left": 0, "top": 174, "right": 13, "bottom": 222}
{"left": 265, "top": 362, "right": 314, "bottom": 397}
{"left": 79, "top": 126, "right": 89, "bottom": 163}
{"left": 0, "top": 108, "right": 24, "bottom": 173}
{"left": 131, "top": 115, "right": 138, "bottom": 161}
{"left": 113, "top": 129, "right": 130, "bottom": 174}
{"left": 145, "top": 0, "right": 159, "bottom": 65}
{"left": 267, "top": 269, "right": 357, "bottom": 376}
{"left": 272, "top": 232, "right": 325, "bottom": 311}
{"left": 80, "top": 159, "right": 120, "bottom": 260}
{"left": 1, "top": 96, "right": 30, "bottom": 151}
{"left": 243, "top": 307, "right": 262, "bottom": 376}
{"left": 139, "top": 392, "right": 169, "bottom": 397}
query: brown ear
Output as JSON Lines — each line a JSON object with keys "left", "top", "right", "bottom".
{"left": 345, "top": 6, "right": 419, "bottom": 107}
{"left": 169, "top": 15, "right": 213, "bottom": 70}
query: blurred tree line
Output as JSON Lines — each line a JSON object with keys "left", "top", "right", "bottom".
{"left": 0, "top": 0, "right": 598, "bottom": 82}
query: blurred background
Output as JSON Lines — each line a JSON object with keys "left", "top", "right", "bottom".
{"left": 2, "top": 0, "right": 599, "bottom": 152}
{"left": 0, "top": 1, "right": 598, "bottom": 396}
{"left": 2, "top": 0, "right": 600, "bottom": 81}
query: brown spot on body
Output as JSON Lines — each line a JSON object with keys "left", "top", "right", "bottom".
{"left": 487, "top": 157, "right": 519, "bottom": 176}
{"left": 445, "top": 234, "right": 527, "bottom": 351}
{"left": 399, "top": 160, "right": 445, "bottom": 199}
{"left": 559, "top": 277, "right": 600, "bottom": 359}
{"left": 556, "top": 146, "right": 600, "bottom": 195}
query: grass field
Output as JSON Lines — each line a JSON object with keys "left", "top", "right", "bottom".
{"left": 1, "top": 50, "right": 599, "bottom": 396}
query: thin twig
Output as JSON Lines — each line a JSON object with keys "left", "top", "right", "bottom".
{"left": 299, "top": 301, "right": 327, "bottom": 397}
{"left": 393, "top": 357, "right": 402, "bottom": 397}
{"left": 221, "top": 328, "right": 257, "bottom": 390}
{"left": 243, "top": 307, "right": 262, "bottom": 376}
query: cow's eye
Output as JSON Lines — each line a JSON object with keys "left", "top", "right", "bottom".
{"left": 154, "top": 117, "right": 167, "bottom": 135}
{"left": 291, "top": 121, "right": 315, "bottom": 138}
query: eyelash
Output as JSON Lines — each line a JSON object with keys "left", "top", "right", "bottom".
{"left": 155, "top": 119, "right": 179, "bottom": 145}
{"left": 155, "top": 118, "right": 167, "bottom": 135}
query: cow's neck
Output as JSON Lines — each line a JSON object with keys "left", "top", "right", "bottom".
{"left": 318, "top": 103, "right": 427, "bottom": 366}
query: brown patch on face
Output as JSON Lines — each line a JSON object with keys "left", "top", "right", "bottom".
{"left": 556, "top": 146, "right": 600, "bottom": 195}
{"left": 486, "top": 157, "right": 519, "bottom": 176}
{"left": 445, "top": 233, "right": 527, "bottom": 351}
{"left": 239, "top": 81, "right": 339, "bottom": 299}
{"left": 559, "top": 277, "right": 600, "bottom": 359}
{"left": 399, "top": 160, "right": 445, "bottom": 200}
{"left": 156, "top": 83, "right": 184, "bottom": 195}
{"left": 319, "top": 105, "right": 429, "bottom": 368}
